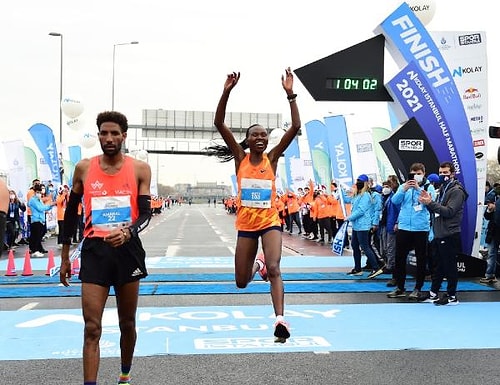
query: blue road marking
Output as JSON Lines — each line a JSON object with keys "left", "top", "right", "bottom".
{"left": 2, "top": 302, "right": 500, "bottom": 360}
{"left": 0, "top": 256, "right": 353, "bottom": 273}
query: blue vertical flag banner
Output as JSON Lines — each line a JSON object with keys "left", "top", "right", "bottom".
{"left": 377, "top": 2, "right": 477, "bottom": 255}
{"left": 68, "top": 145, "right": 82, "bottom": 166}
{"left": 324, "top": 115, "right": 354, "bottom": 187}
{"left": 284, "top": 136, "right": 300, "bottom": 192}
{"left": 332, "top": 220, "right": 349, "bottom": 255}
{"left": 28, "top": 123, "right": 62, "bottom": 185}
{"left": 305, "top": 120, "right": 332, "bottom": 192}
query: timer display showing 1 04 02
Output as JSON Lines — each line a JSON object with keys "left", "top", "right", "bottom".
{"left": 326, "top": 77, "right": 379, "bottom": 90}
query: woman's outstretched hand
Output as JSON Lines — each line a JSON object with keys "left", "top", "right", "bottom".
{"left": 281, "top": 67, "right": 294, "bottom": 94}
{"left": 223, "top": 71, "right": 240, "bottom": 93}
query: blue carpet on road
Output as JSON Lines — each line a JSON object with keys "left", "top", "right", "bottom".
{"left": 3, "top": 303, "right": 500, "bottom": 360}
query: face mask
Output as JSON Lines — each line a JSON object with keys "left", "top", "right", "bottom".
{"left": 382, "top": 187, "right": 391, "bottom": 195}
{"left": 41, "top": 189, "right": 46, "bottom": 194}
{"left": 439, "top": 175, "right": 450, "bottom": 184}
{"left": 414, "top": 174, "right": 424, "bottom": 183}
{"left": 9, "top": 194, "right": 15, "bottom": 200}
{"left": 36, "top": 193, "right": 42, "bottom": 198}
{"left": 356, "top": 182, "right": 365, "bottom": 190}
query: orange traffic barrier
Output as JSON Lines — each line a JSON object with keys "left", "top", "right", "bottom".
{"left": 45, "top": 249, "right": 55, "bottom": 276}
{"left": 5, "top": 249, "right": 17, "bottom": 276}
{"left": 21, "top": 249, "right": 33, "bottom": 276}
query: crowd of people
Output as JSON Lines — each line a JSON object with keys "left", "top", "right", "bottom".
{"left": 222, "top": 160, "right": 469, "bottom": 306}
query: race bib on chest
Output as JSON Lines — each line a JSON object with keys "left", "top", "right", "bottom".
{"left": 240, "top": 178, "right": 272, "bottom": 208}
{"left": 91, "top": 195, "right": 132, "bottom": 232}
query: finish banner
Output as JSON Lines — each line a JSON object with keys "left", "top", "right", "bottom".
{"left": 377, "top": 2, "right": 477, "bottom": 255}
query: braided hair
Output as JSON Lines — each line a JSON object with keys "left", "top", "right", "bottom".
{"left": 205, "top": 124, "right": 261, "bottom": 163}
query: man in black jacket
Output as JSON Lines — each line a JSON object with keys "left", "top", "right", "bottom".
{"left": 417, "top": 161, "right": 468, "bottom": 305}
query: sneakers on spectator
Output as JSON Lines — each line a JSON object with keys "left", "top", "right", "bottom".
{"left": 274, "top": 319, "right": 291, "bottom": 343}
{"left": 386, "top": 278, "right": 397, "bottom": 287}
{"left": 417, "top": 291, "right": 439, "bottom": 303}
{"left": 31, "top": 251, "right": 45, "bottom": 258}
{"left": 255, "top": 253, "right": 268, "bottom": 281}
{"left": 387, "top": 288, "right": 406, "bottom": 298}
{"left": 367, "top": 267, "right": 384, "bottom": 279}
{"left": 347, "top": 268, "right": 363, "bottom": 276}
{"left": 479, "top": 277, "right": 497, "bottom": 284}
{"left": 434, "top": 294, "right": 459, "bottom": 306}
{"left": 408, "top": 289, "right": 421, "bottom": 300}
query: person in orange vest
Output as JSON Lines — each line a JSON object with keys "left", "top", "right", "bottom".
{"left": 313, "top": 187, "right": 332, "bottom": 244}
{"left": 208, "top": 68, "right": 300, "bottom": 343}
{"left": 275, "top": 194, "right": 286, "bottom": 231}
{"left": 282, "top": 189, "right": 302, "bottom": 235}
{"left": 299, "top": 180, "right": 315, "bottom": 239}
{"left": 56, "top": 184, "right": 69, "bottom": 248}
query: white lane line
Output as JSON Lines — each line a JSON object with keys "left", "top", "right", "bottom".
{"left": 18, "top": 302, "right": 39, "bottom": 310}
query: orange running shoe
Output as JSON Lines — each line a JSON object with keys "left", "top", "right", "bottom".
{"left": 256, "top": 253, "right": 268, "bottom": 281}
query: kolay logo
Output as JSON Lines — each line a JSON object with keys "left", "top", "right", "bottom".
{"left": 398, "top": 139, "right": 424, "bottom": 151}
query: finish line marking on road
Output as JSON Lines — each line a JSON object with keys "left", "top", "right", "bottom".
{"left": 2, "top": 302, "right": 500, "bottom": 360}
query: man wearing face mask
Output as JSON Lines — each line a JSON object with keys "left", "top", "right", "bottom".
{"left": 417, "top": 161, "right": 468, "bottom": 305}
{"left": 387, "top": 162, "right": 436, "bottom": 299}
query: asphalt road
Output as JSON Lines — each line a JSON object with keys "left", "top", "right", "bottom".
{"left": 1, "top": 203, "right": 499, "bottom": 385}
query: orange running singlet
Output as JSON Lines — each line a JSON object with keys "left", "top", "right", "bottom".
{"left": 235, "top": 154, "right": 281, "bottom": 231}
{"left": 83, "top": 155, "right": 138, "bottom": 238}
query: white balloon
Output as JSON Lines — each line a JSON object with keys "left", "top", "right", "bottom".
{"left": 136, "top": 149, "right": 148, "bottom": 161}
{"left": 268, "top": 128, "right": 286, "bottom": 148}
{"left": 61, "top": 97, "right": 84, "bottom": 118}
{"left": 80, "top": 132, "right": 97, "bottom": 148}
{"left": 407, "top": 0, "right": 436, "bottom": 26}
{"left": 66, "top": 116, "right": 85, "bottom": 131}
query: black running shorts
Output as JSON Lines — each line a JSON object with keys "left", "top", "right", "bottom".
{"left": 78, "top": 237, "right": 148, "bottom": 287}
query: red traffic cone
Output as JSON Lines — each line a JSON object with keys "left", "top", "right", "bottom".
{"left": 45, "top": 249, "right": 55, "bottom": 276}
{"left": 71, "top": 256, "right": 80, "bottom": 275}
{"left": 5, "top": 249, "right": 17, "bottom": 276}
{"left": 22, "top": 249, "right": 33, "bottom": 276}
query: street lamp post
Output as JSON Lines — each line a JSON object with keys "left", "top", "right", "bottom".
{"left": 112, "top": 41, "right": 139, "bottom": 110}
{"left": 49, "top": 32, "right": 63, "bottom": 143}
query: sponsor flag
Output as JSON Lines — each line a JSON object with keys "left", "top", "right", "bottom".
{"left": 332, "top": 220, "right": 349, "bottom": 255}
{"left": 28, "top": 123, "right": 61, "bottom": 185}
{"left": 324, "top": 115, "right": 354, "bottom": 187}
{"left": 2, "top": 140, "right": 28, "bottom": 199}
{"left": 305, "top": 120, "right": 332, "bottom": 192}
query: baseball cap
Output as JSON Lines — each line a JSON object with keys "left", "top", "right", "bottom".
{"left": 357, "top": 174, "right": 369, "bottom": 182}
{"left": 427, "top": 173, "right": 439, "bottom": 183}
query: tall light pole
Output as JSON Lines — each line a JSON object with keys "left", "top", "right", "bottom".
{"left": 49, "top": 32, "right": 63, "bottom": 143}
{"left": 112, "top": 41, "right": 138, "bottom": 110}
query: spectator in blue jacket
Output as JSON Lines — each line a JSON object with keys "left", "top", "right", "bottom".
{"left": 28, "top": 184, "right": 55, "bottom": 257}
{"left": 387, "top": 163, "right": 436, "bottom": 300}
{"left": 346, "top": 174, "right": 385, "bottom": 279}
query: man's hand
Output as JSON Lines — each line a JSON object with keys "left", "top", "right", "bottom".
{"left": 104, "top": 228, "right": 130, "bottom": 248}
{"left": 59, "top": 244, "right": 72, "bottom": 286}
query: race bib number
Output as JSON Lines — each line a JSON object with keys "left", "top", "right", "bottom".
{"left": 91, "top": 195, "right": 132, "bottom": 232}
{"left": 240, "top": 178, "right": 272, "bottom": 208}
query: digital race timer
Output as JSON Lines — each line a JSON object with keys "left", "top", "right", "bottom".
{"left": 326, "top": 77, "right": 378, "bottom": 91}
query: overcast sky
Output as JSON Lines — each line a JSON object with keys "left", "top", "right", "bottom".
{"left": 1, "top": 0, "right": 497, "bottom": 185}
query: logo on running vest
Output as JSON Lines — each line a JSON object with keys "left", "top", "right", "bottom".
{"left": 131, "top": 268, "right": 143, "bottom": 277}
{"left": 91, "top": 180, "right": 104, "bottom": 190}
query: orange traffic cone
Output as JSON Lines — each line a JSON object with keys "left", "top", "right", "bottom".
{"left": 22, "top": 249, "right": 33, "bottom": 276}
{"left": 71, "top": 256, "right": 80, "bottom": 275}
{"left": 5, "top": 249, "right": 17, "bottom": 276}
{"left": 45, "top": 249, "right": 55, "bottom": 276}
